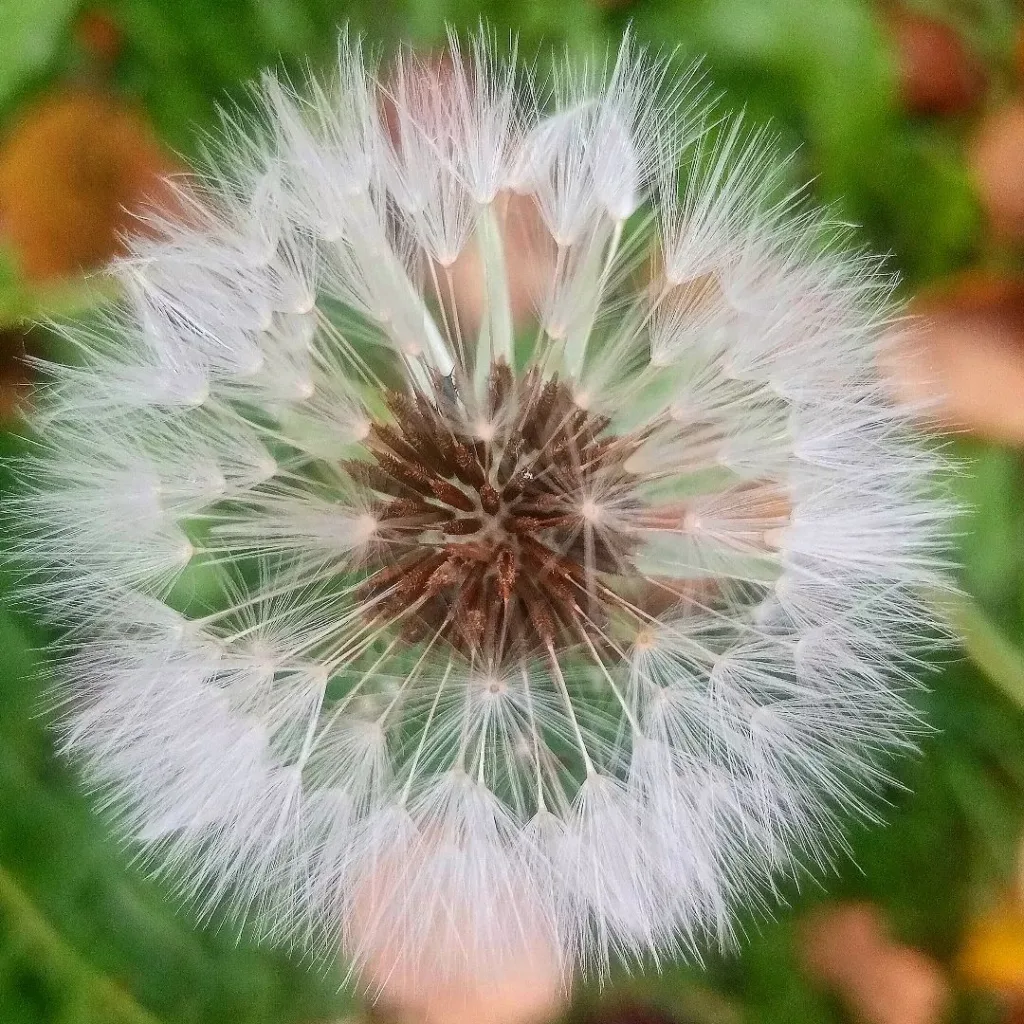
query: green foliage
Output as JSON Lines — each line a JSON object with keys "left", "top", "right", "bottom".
{"left": 0, "top": 0, "right": 80, "bottom": 113}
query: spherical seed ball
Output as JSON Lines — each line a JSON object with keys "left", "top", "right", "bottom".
{"left": 12, "top": 31, "right": 950, "bottom": 988}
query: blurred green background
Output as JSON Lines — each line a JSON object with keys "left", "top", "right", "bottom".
{"left": 3, "top": 1, "right": 1024, "bottom": 1023}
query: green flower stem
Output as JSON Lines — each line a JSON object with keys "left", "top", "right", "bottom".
{"left": 935, "top": 590, "right": 1024, "bottom": 710}
{"left": 474, "top": 202, "right": 514, "bottom": 393}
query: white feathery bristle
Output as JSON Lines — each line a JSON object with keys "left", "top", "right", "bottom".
{"left": 10, "top": 30, "right": 951, "bottom": 990}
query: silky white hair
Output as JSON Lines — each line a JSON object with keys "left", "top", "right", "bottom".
{"left": 11, "top": 29, "right": 949, "bottom": 990}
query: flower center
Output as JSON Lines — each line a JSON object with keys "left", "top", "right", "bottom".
{"left": 352, "top": 363, "right": 644, "bottom": 668}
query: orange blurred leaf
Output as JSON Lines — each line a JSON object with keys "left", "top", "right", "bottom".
{"left": 0, "top": 90, "right": 182, "bottom": 283}
{"left": 959, "top": 902, "right": 1024, "bottom": 993}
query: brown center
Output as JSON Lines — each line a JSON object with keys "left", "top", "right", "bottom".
{"left": 350, "top": 363, "right": 645, "bottom": 668}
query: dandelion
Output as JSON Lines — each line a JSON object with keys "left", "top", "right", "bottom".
{"left": 12, "top": 30, "right": 948, "bottom": 992}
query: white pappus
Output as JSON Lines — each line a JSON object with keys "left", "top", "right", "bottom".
{"left": 10, "top": 29, "right": 950, "bottom": 992}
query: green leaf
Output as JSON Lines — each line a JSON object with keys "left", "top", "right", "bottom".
{"left": 0, "top": 864, "right": 161, "bottom": 1024}
{"left": 0, "top": 0, "right": 80, "bottom": 112}
{"left": 0, "top": 273, "right": 119, "bottom": 328}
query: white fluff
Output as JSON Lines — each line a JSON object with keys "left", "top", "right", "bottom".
{"left": 12, "top": 32, "right": 949, "bottom": 988}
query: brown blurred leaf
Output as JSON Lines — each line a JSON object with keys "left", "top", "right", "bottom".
{"left": 0, "top": 90, "right": 182, "bottom": 282}
{"left": 74, "top": 8, "right": 124, "bottom": 66}
{"left": 883, "top": 273, "right": 1024, "bottom": 444}
{"left": 0, "top": 328, "right": 32, "bottom": 423}
{"left": 1015, "top": 24, "right": 1024, "bottom": 90}
{"left": 585, "top": 1003, "right": 679, "bottom": 1024}
{"left": 800, "top": 903, "right": 950, "bottom": 1024}
{"left": 883, "top": 5, "right": 987, "bottom": 116}
{"left": 970, "top": 101, "right": 1024, "bottom": 240}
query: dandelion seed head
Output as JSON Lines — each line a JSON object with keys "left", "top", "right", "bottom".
{"left": 12, "top": 29, "right": 950, "bottom": 990}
